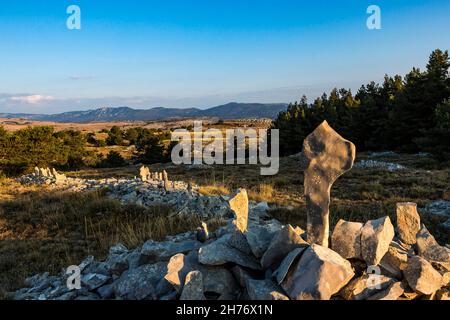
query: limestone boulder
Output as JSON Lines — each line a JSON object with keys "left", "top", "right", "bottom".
{"left": 396, "top": 202, "right": 421, "bottom": 245}
{"left": 404, "top": 256, "right": 443, "bottom": 295}
{"left": 361, "top": 216, "right": 395, "bottom": 265}
{"left": 281, "top": 244, "right": 354, "bottom": 300}
{"left": 416, "top": 225, "right": 450, "bottom": 263}
{"left": 379, "top": 242, "right": 409, "bottom": 279}
{"left": 273, "top": 247, "right": 307, "bottom": 285}
{"left": 331, "top": 219, "right": 363, "bottom": 259}
{"left": 198, "top": 233, "right": 260, "bottom": 270}
{"left": 245, "top": 219, "right": 283, "bottom": 258}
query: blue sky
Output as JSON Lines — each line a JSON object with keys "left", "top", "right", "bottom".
{"left": 0, "top": 0, "right": 449, "bottom": 113}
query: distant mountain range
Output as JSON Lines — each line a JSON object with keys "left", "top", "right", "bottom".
{"left": 0, "top": 103, "right": 288, "bottom": 123}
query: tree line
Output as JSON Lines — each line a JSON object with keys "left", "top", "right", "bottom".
{"left": 0, "top": 125, "right": 173, "bottom": 176}
{"left": 271, "top": 49, "right": 450, "bottom": 161}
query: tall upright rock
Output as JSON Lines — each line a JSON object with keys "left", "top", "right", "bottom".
{"left": 301, "top": 121, "right": 356, "bottom": 247}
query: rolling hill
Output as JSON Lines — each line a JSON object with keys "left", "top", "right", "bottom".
{"left": 0, "top": 103, "right": 288, "bottom": 123}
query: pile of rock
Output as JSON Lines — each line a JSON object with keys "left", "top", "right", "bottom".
{"left": 17, "top": 166, "right": 237, "bottom": 219}
{"left": 14, "top": 192, "right": 450, "bottom": 300}
{"left": 19, "top": 167, "right": 67, "bottom": 185}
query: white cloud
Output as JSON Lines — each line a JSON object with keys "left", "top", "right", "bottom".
{"left": 9, "top": 95, "right": 55, "bottom": 104}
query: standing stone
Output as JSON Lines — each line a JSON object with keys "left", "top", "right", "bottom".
{"left": 139, "top": 166, "right": 150, "bottom": 182}
{"left": 396, "top": 202, "right": 421, "bottom": 245}
{"left": 180, "top": 271, "right": 205, "bottom": 300}
{"left": 281, "top": 244, "right": 354, "bottom": 300}
{"left": 331, "top": 219, "right": 363, "bottom": 259}
{"left": 228, "top": 189, "right": 249, "bottom": 233}
{"left": 404, "top": 256, "right": 443, "bottom": 295}
{"left": 301, "top": 121, "right": 356, "bottom": 247}
{"left": 361, "top": 216, "right": 395, "bottom": 266}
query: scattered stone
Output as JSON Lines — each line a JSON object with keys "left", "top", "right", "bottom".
{"left": 396, "top": 202, "right": 421, "bottom": 245}
{"left": 423, "top": 200, "right": 450, "bottom": 218}
{"left": 331, "top": 219, "right": 363, "bottom": 259}
{"left": 361, "top": 216, "right": 395, "bottom": 265}
{"left": 180, "top": 271, "right": 205, "bottom": 300}
{"left": 301, "top": 121, "right": 356, "bottom": 247}
{"left": 260, "top": 225, "right": 309, "bottom": 270}
{"left": 354, "top": 160, "right": 406, "bottom": 172}
{"left": 404, "top": 256, "right": 443, "bottom": 295}
{"left": 281, "top": 244, "right": 354, "bottom": 300}
{"left": 228, "top": 189, "right": 249, "bottom": 233}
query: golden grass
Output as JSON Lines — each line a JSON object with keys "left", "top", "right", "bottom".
{"left": 198, "top": 185, "right": 231, "bottom": 197}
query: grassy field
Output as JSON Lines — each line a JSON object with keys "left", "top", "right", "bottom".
{"left": 0, "top": 152, "right": 449, "bottom": 298}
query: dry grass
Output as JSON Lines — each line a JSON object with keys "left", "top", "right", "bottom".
{"left": 0, "top": 183, "right": 225, "bottom": 298}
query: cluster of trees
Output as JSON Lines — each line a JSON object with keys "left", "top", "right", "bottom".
{"left": 0, "top": 124, "right": 175, "bottom": 176}
{"left": 0, "top": 127, "right": 86, "bottom": 176}
{"left": 272, "top": 49, "right": 450, "bottom": 160}
{"left": 102, "top": 126, "right": 173, "bottom": 164}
